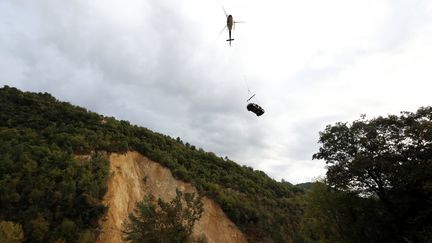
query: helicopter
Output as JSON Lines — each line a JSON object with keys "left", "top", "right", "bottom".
{"left": 220, "top": 8, "right": 243, "bottom": 46}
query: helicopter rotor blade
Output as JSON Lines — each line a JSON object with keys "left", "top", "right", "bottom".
{"left": 234, "top": 21, "right": 244, "bottom": 30}
{"left": 219, "top": 25, "right": 227, "bottom": 35}
{"left": 222, "top": 6, "right": 228, "bottom": 18}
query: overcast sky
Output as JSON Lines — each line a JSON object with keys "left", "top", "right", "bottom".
{"left": 2, "top": 0, "right": 432, "bottom": 183}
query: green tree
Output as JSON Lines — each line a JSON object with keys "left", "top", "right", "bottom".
{"left": 122, "top": 189, "right": 203, "bottom": 243}
{"left": 313, "top": 107, "right": 432, "bottom": 242}
{"left": 300, "top": 182, "right": 395, "bottom": 243}
{"left": 29, "top": 216, "right": 49, "bottom": 242}
{"left": 0, "top": 221, "right": 24, "bottom": 243}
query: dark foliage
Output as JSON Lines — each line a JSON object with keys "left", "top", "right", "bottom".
{"left": 295, "top": 182, "right": 313, "bottom": 190}
{"left": 300, "top": 182, "right": 398, "bottom": 243}
{"left": 0, "top": 127, "right": 109, "bottom": 242}
{"left": 313, "top": 109, "right": 432, "bottom": 242}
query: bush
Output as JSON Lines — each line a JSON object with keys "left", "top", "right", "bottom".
{"left": 122, "top": 189, "right": 203, "bottom": 243}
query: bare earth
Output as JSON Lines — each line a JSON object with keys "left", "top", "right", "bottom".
{"left": 96, "top": 151, "right": 247, "bottom": 243}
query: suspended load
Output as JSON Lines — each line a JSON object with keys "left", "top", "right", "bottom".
{"left": 247, "top": 103, "right": 265, "bottom": 116}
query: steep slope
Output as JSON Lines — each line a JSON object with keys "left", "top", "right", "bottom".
{"left": 0, "top": 86, "right": 305, "bottom": 242}
{"left": 97, "top": 152, "right": 246, "bottom": 243}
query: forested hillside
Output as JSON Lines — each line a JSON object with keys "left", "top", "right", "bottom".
{"left": 2, "top": 86, "right": 430, "bottom": 243}
{"left": 0, "top": 86, "right": 304, "bottom": 242}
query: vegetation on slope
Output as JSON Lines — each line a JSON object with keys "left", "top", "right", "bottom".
{"left": 3, "top": 85, "right": 429, "bottom": 242}
{"left": 0, "top": 86, "right": 303, "bottom": 242}
{"left": 122, "top": 190, "right": 203, "bottom": 243}
{"left": 301, "top": 108, "right": 432, "bottom": 242}
{"left": 0, "top": 126, "right": 109, "bottom": 242}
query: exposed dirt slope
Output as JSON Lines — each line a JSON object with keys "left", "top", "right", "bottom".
{"left": 96, "top": 151, "right": 247, "bottom": 243}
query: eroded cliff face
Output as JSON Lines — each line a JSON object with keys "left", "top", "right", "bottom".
{"left": 96, "top": 151, "right": 247, "bottom": 243}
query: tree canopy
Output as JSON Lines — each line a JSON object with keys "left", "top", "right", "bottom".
{"left": 122, "top": 189, "right": 203, "bottom": 243}
{"left": 0, "top": 221, "right": 24, "bottom": 243}
{"left": 313, "top": 108, "right": 432, "bottom": 242}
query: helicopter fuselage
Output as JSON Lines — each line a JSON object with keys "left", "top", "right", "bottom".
{"left": 227, "top": 15, "right": 233, "bottom": 31}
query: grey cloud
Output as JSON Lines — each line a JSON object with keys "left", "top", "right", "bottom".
{"left": 283, "top": 115, "right": 345, "bottom": 161}
{"left": 376, "top": 1, "right": 432, "bottom": 50}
